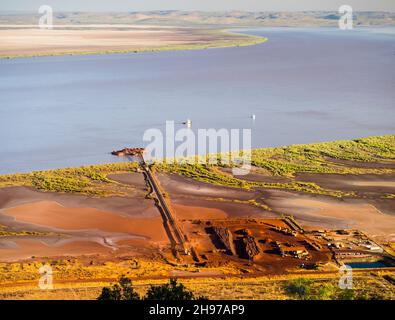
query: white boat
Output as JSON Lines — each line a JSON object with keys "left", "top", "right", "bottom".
{"left": 184, "top": 119, "right": 192, "bottom": 128}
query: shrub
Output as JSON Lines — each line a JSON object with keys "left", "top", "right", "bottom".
{"left": 97, "top": 276, "right": 140, "bottom": 300}
{"left": 285, "top": 278, "right": 313, "bottom": 300}
{"left": 145, "top": 278, "right": 205, "bottom": 300}
{"left": 98, "top": 277, "right": 206, "bottom": 301}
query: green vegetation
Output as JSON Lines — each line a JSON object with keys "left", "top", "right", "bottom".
{"left": 144, "top": 278, "right": 206, "bottom": 300}
{"left": 155, "top": 163, "right": 249, "bottom": 189}
{"left": 0, "top": 162, "right": 139, "bottom": 195}
{"left": 284, "top": 278, "right": 382, "bottom": 300}
{"left": 0, "top": 258, "right": 240, "bottom": 284}
{"left": 2, "top": 267, "right": 393, "bottom": 300}
{"left": 152, "top": 134, "right": 395, "bottom": 197}
{"left": 0, "top": 135, "right": 393, "bottom": 197}
{"left": 251, "top": 134, "right": 395, "bottom": 177}
{"left": 284, "top": 278, "right": 313, "bottom": 300}
{"left": 204, "top": 197, "right": 271, "bottom": 211}
{"left": 98, "top": 277, "right": 206, "bottom": 300}
{"left": 154, "top": 162, "right": 351, "bottom": 197}
{"left": 0, "top": 230, "right": 60, "bottom": 237}
{"left": 98, "top": 276, "right": 140, "bottom": 300}
{"left": 0, "top": 224, "right": 62, "bottom": 237}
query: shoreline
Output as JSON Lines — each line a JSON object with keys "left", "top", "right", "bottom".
{"left": 0, "top": 28, "right": 267, "bottom": 60}
{"left": 1, "top": 134, "right": 393, "bottom": 177}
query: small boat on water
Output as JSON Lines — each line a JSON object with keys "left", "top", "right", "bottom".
{"left": 182, "top": 119, "right": 192, "bottom": 128}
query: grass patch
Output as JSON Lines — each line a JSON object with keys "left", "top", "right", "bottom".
{"left": 151, "top": 135, "right": 395, "bottom": 196}
{"left": 283, "top": 276, "right": 394, "bottom": 300}
{"left": 0, "top": 135, "right": 393, "bottom": 197}
{"left": 1, "top": 265, "right": 393, "bottom": 300}
{"left": 154, "top": 163, "right": 352, "bottom": 197}
{"left": 0, "top": 258, "right": 239, "bottom": 284}
{"left": 251, "top": 135, "right": 395, "bottom": 177}
{"left": 0, "top": 230, "right": 62, "bottom": 237}
{"left": 0, "top": 162, "right": 139, "bottom": 195}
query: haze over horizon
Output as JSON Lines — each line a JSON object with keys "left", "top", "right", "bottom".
{"left": 1, "top": 0, "right": 395, "bottom": 13}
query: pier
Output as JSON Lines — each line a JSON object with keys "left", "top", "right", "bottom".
{"left": 113, "top": 147, "right": 199, "bottom": 262}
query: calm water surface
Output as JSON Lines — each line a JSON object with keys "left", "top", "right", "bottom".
{"left": 0, "top": 28, "right": 394, "bottom": 174}
{"left": 346, "top": 260, "right": 391, "bottom": 269}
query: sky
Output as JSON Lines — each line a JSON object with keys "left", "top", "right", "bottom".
{"left": 1, "top": 0, "right": 394, "bottom": 12}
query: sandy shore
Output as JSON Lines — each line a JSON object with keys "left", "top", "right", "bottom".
{"left": 0, "top": 27, "right": 263, "bottom": 58}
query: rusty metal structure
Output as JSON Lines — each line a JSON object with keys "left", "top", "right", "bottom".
{"left": 111, "top": 148, "right": 145, "bottom": 156}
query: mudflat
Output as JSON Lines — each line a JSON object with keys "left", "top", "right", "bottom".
{"left": 4, "top": 201, "right": 167, "bottom": 241}
{"left": 264, "top": 190, "right": 395, "bottom": 241}
{"left": 158, "top": 172, "right": 395, "bottom": 242}
{"left": 0, "top": 27, "right": 252, "bottom": 57}
{"left": 0, "top": 176, "right": 169, "bottom": 262}
{"left": 158, "top": 173, "right": 275, "bottom": 219}
{"left": 295, "top": 173, "right": 395, "bottom": 194}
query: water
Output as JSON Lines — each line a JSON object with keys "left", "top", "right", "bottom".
{"left": 0, "top": 27, "right": 394, "bottom": 174}
{"left": 346, "top": 260, "right": 391, "bottom": 269}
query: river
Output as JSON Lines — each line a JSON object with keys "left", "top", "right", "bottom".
{"left": 0, "top": 27, "right": 394, "bottom": 173}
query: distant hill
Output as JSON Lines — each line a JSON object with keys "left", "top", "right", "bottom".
{"left": 1, "top": 10, "right": 394, "bottom": 27}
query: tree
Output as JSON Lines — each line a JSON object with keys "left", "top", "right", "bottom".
{"left": 144, "top": 278, "right": 204, "bottom": 300}
{"left": 97, "top": 277, "right": 206, "bottom": 301}
{"left": 336, "top": 288, "right": 356, "bottom": 300}
{"left": 285, "top": 278, "right": 313, "bottom": 300}
{"left": 97, "top": 276, "right": 140, "bottom": 300}
{"left": 316, "top": 283, "right": 337, "bottom": 300}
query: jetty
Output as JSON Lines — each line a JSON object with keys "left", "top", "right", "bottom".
{"left": 111, "top": 147, "right": 199, "bottom": 262}
{"left": 111, "top": 147, "right": 145, "bottom": 157}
